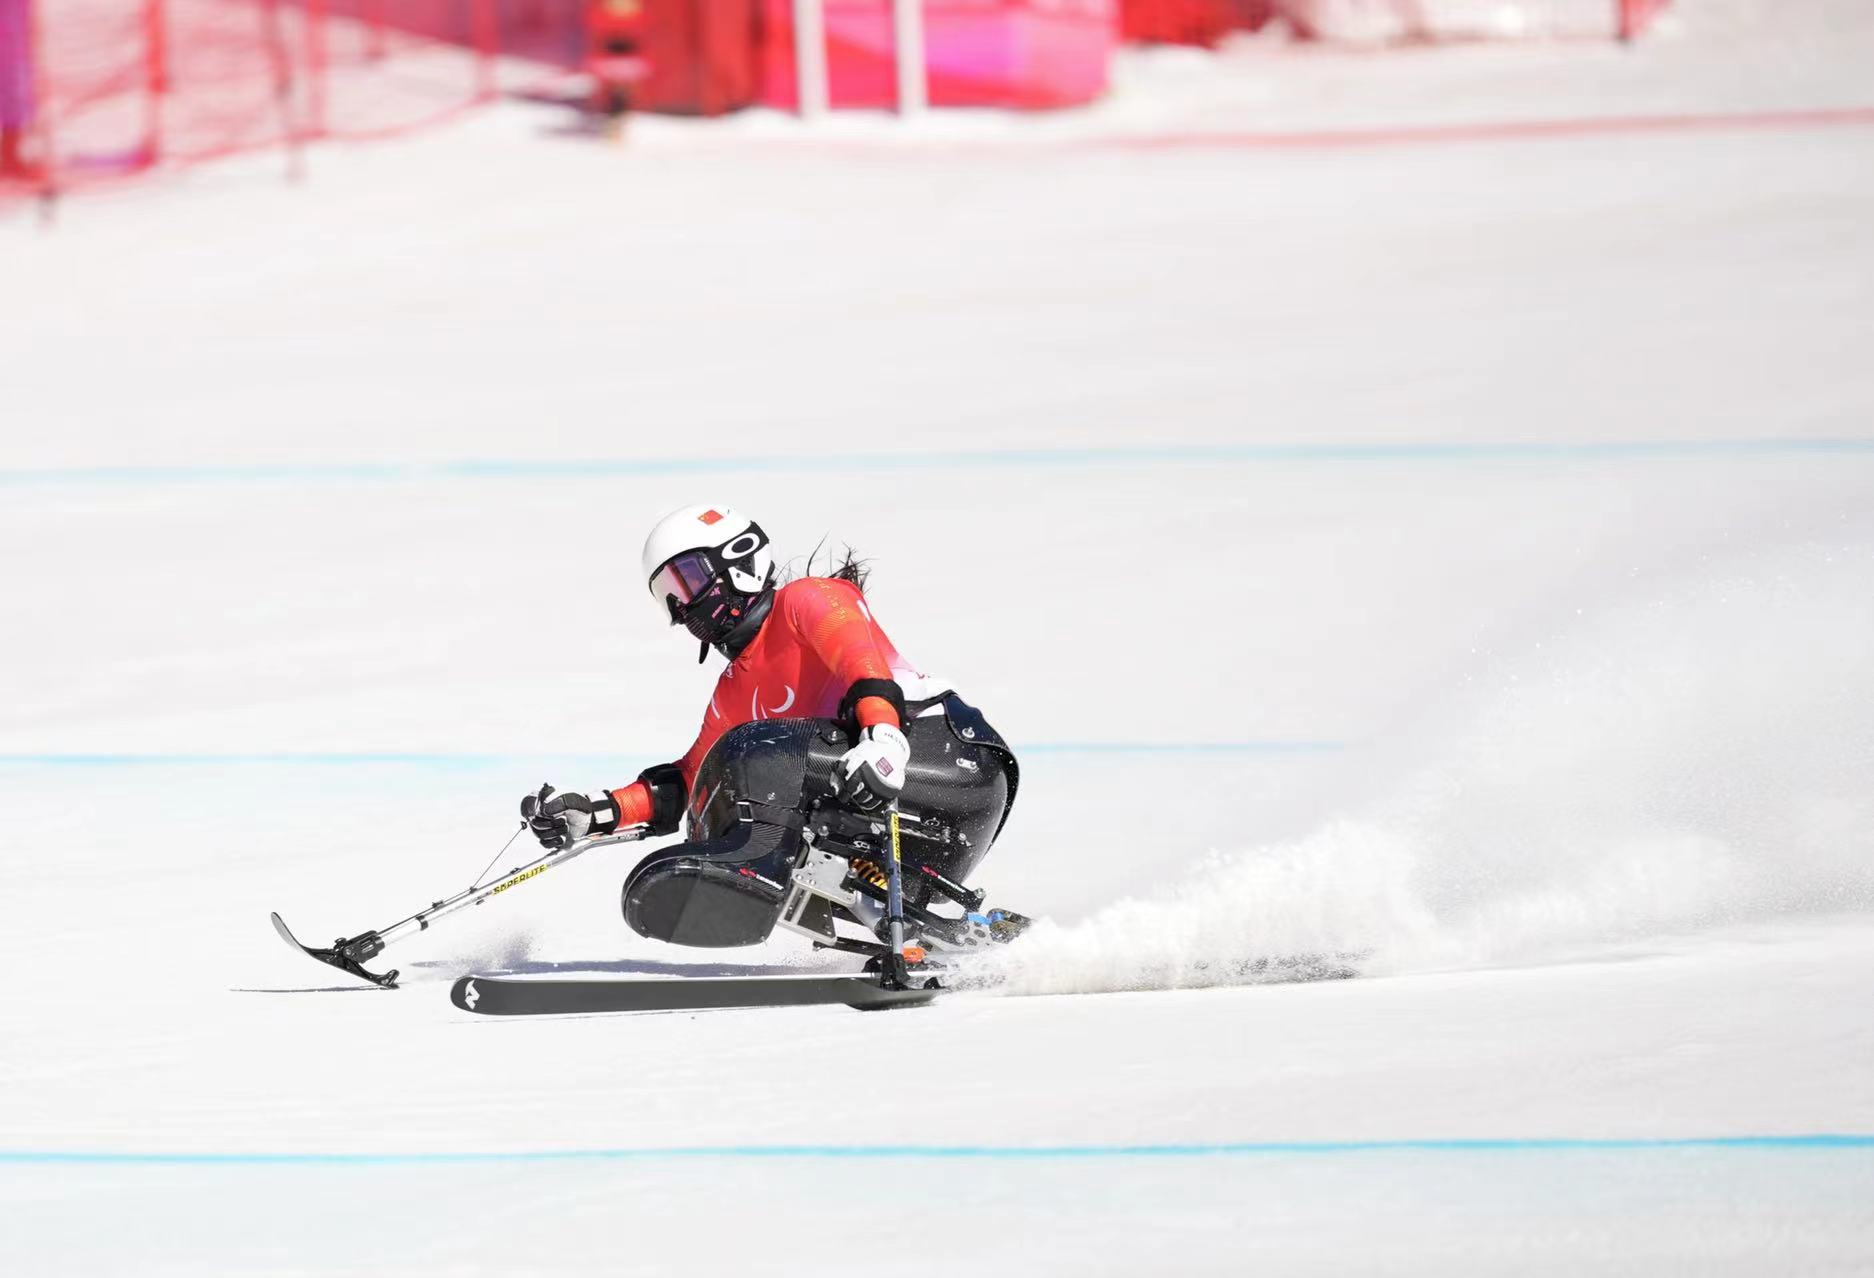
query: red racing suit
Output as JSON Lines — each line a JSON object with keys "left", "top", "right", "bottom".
{"left": 609, "top": 577, "right": 944, "bottom": 828}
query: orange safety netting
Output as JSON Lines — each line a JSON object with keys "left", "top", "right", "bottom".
{"left": 0, "top": 0, "right": 585, "bottom": 199}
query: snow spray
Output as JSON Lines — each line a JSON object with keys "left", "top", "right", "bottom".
{"left": 989, "top": 529, "right": 1874, "bottom": 995}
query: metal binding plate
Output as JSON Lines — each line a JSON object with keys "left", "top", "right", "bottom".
{"left": 774, "top": 846, "right": 861, "bottom": 943}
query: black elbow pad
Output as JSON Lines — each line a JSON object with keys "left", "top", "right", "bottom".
{"left": 837, "top": 678, "right": 907, "bottom": 731}
{"left": 636, "top": 762, "right": 687, "bottom": 836}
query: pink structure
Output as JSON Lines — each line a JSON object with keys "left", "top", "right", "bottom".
{"left": 759, "top": 0, "right": 1115, "bottom": 111}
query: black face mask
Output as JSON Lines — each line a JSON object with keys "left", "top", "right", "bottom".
{"left": 715, "top": 588, "right": 774, "bottom": 662}
{"left": 670, "top": 578, "right": 774, "bottom": 662}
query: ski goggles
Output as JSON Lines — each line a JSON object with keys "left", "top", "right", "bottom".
{"left": 649, "top": 550, "right": 721, "bottom": 620}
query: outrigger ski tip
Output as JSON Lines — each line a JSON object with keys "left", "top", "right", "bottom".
{"left": 270, "top": 912, "right": 400, "bottom": 989}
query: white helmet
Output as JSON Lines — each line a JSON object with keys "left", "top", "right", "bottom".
{"left": 641, "top": 505, "right": 776, "bottom": 648}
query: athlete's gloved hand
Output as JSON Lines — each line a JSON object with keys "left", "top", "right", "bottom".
{"left": 834, "top": 724, "right": 910, "bottom": 812}
{"left": 520, "top": 786, "right": 620, "bottom": 851}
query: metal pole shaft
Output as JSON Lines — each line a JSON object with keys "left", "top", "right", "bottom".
{"left": 891, "top": 0, "right": 926, "bottom": 116}
{"left": 885, "top": 809, "right": 908, "bottom": 965}
{"left": 792, "top": 0, "right": 827, "bottom": 118}
{"left": 367, "top": 828, "right": 645, "bottom": 953}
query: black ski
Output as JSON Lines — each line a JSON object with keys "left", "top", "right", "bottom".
{"left": 449, "top": 972, "right": 944, "bottom": 1016}
{"left": 270, "top": 912, "right": 399, "bottom": 989}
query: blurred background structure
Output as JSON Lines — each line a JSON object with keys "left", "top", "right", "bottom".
{"left": 0, "top": 0, "right": 1675, "bottom": 201}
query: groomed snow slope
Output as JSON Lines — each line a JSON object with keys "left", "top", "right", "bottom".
{"left": 3, "top": 8, "right": 1874, "bottom": 1273}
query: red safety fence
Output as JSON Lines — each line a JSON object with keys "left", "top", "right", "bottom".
{"left": 1, "top": 0, "right": 1680, "bottom": 203}
{"left": 0, "top": 0, "right": 587, "bottom": 200}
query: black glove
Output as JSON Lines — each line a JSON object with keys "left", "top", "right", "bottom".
{"left": 520, "top": 785, "right": 620, "bottom": 851}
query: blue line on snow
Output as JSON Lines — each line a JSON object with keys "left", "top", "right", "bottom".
{"left": 0, "top": 743, "right": 1349, "bottom": 769}
{"left": 2, "top": 1136, "right": 1870, "bottom": 1167}
{"left": 4, "top": 438, "right": 1873, "bottom": 488}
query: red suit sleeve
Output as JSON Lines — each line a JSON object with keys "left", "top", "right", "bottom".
{"left": 785, "top": 579, "right": 901, "bottom": 729}
{"left": 609, "top": 780, "right": 656, "bottom": 827}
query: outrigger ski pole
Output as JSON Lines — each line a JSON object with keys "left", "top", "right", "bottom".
{"left": 269, "top": 784, "right": 647, "bottom": 989}
{"left": 877, "top": 807, "right": 919, "bottom": 990}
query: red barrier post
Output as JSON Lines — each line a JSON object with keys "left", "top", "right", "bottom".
{"left": 364, "top": 0, "right": 387, "bottom": 61}
{"left": 20, "top": 0, "right": 54, "bottom": 202}
{"left": 473, "top": 0, "right": 499, "bottom": 101}
{"left": 143, "top": 0, "right": 168, "bottom": 171}
{"left": 306, "top": 0, "right": 328, "bottom": 139}
{"left": 261, "top": 0, "right": 303, "bottom": 180}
